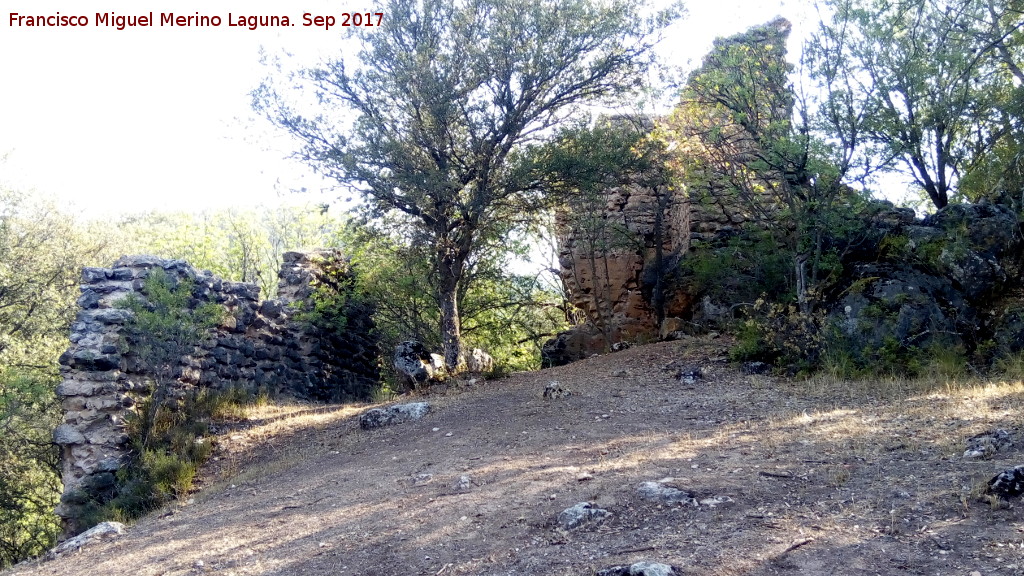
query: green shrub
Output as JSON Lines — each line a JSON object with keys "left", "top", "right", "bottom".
{"left": 684, "top": 226, "right": 794, "bottom": 307}
{"left": 729, "top": 319, "right": 771, "bottom": 362}
{"left": 727, "top": 300, "right": 824, "bottom": 375}
{"left": 995, "top": 351, "right": 1024, "bottom": 382}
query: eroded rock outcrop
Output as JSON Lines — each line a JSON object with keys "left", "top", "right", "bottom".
{"left": 826, "top": 202, "right": 1022, "bottom": 365}
{"left": 55, "top": 250, "right": 378, "bottom": 535}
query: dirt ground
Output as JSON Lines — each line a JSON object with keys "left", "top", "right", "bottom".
{"left": 7, "top": 337, "right": 1024, "bottom": 576}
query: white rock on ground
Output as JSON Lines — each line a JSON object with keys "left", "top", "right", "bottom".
{"left": 359, "top": 402, "right": 431, "bottom": 430}
{"left": 557, "top": 502, "right": 610, "bottom": 530}
{"left": 596, "top": 561, "right": 679, "bottom": 576}
{"left": 48, "top": 521, "right": 125, "bottom": 558}
{"left": 636, "top": 481, "right": 697, "bottom": 505}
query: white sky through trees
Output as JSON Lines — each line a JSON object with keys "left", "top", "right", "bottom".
{"left": 0, "top": 0, "right": 806, "bottom": 217}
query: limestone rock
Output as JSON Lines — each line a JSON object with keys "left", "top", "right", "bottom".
{"left": 359, "top": 402, "right": 431, "bottom": 430}
{"left": 637, "top": 481, "right": 697, "bottom": 505}
{"left": 596, "top": 562, "right": 679, "bottom": 576}
{"left": 393, "top": 341, "right": 443, "bottom": 390}
{"left": 53, "top": 424, "right": 85, "bottom": 445}
{"left": 465, "top": 348, "right": 494, "bottom": 373}
{"left": 987, "top": 465, "right": 1024, "bottom": 499}
{"left": 965, "top": 429, "right": 1012, "bottom": 459}
{"left": 543, "top": 381, "right": 571, "bottom": 399}
{"left": 557, "top": 502, "right": 610, "bottom": 530}
{"left": 48, "top": 521, "right": 125, "bottom": 558}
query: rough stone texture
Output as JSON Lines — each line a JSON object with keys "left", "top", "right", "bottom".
{"left": 48, "top": 521, "right": 125, "bottom": 558}
{"left": 964, "top": 429, "right": 1013, "bottom": 459}
{"left": 547, "top": 28, "right": 793, "bottom": 365}
{"left": 465, "top": 348, "right": 494, "bottom": 373}
{"left": 543, "top": 381, "right": 571, "bottom": 399}
{"left": 596, "top": 562, "right": 679, "bottom": 576}
{"left": 393, "top": 341, "right": 445, "bottom": 390}
{"left": 557, "top": 502, "right": 610, "bottom": 530}
{"left": 994, "top": 304, "right": 1024, "bottom": 354}
{"left": 825, "top": 202, "right": 1021, "bottom": 363}
{"left": 636, "top": 481, "right": 697, "bottom": 505}
{"left": 55, "top": 251, "right": 378, "bottom": 535}
{"left": 359, "top": 402, "right": 431, "bottom": 430}
{"left": 988, "top": 465, "right": 1024, "bottom": 499}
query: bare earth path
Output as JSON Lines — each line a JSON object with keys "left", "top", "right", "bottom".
{"left": 7, "top": 338, "right": 1024, "bottom": 575}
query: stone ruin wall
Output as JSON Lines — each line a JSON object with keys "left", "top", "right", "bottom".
{"left": 545, "top": 20, "right": 792, "bottom": 366}
{"left": 54, "top": 250, "right": 377, "bottom": 533}
{"left": 548, "top": 180, "right": 757, "bottom": 364}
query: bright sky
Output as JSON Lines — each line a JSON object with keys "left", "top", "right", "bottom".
{"left": 0, "top": 0, "right": 812, "bottom": 218}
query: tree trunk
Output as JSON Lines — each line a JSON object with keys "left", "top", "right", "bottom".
{"left": 437, "top": 250, "right": 467, "bottom": 374}
{"left": 795, "top": 253, "right": 810, "bottom": 316}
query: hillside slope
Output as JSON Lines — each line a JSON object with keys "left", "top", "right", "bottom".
{"left": 7, "top": 338, "right": 1024, "bottom": 575}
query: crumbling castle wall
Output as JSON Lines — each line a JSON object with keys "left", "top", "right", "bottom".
{"left": 543, "top": 20, "right": 790, "bottom": 366}
{"left": 545, "top": 179, "right": 757, "bottom": 365}
{"left": 54, "top": 250, "right": 377, "bottom": 532}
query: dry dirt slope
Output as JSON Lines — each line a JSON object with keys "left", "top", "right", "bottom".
{"left": 7, "top": 338, "right": 1024, "bottom": 576}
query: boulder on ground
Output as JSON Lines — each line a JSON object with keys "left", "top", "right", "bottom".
{"left": 659, "top": 317, "right": 687, "bottom": 340}
{"left": 359, "top": 402, "right": 431, "bottom": 430}
{"left": 465, "top": 348, "right": 494, "bottom": 373}
{"left": 988, "top": 465, "right": 1024, "bottom": 499}
{"left": 596, "top": 561, "right": 679, "bottom": 576}
{"left": 393, "top": 341, "right": 444, "bottom": 390}
{"left": 964, "top": 429, "right": 1012, "bottom": 459}
{"left": 48, "top": 521, "right": 125, "bottom": 558}
{"left": 557, "top": 502, "right": 610, "bottom": 530}
{"left": 543, "top": 381, "right": 571, "bottom": 399}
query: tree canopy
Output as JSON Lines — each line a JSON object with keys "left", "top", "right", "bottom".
{"left": 812, "top": 0, "right": 1024, "bottom": 209}
{"left": 254, "top": 0, "right": 681, "bottom": 369}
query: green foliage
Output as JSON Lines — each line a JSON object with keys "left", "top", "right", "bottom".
{"left": 111, "top": 206, "right": 343, "bottom": 297}
{"left": 683, "top": 226, "right": 794, "bottom": 307}
{"left": 0, "top": 188, "right": 110, "bottom": 567}
{"left": 82, "top": 386, "right": 258, "bottom": 526}
{"left": 343, "top": 224, "right": 568, "bottom": 378}
{"left": 729, "top": 319, "right": 772, "bottom": 363}
{"left": 0, "top": 371, "right": 61, "bottom": 567}
{"left": 289, "top": 255, "right": 365, "bottom": 339}
{"left": 120, "top": 270, "right": 222, "bottom": 437}
{"left": 256, "top": 0, "right": 681, "bottom": 368}
{"left": 820, "top": 327, "right": 968, "bottom": 379}
{"left": 878, "top": 234, "right": 912, "bottom": 261}
{"left": 728, "top": 300, "right": 825, "bottom": 375}
{"left": 810, "top": 0, "right": 1021, "bottom": 209}
{"left": 995, "top": 351, "right": 1024, "bottom": 382}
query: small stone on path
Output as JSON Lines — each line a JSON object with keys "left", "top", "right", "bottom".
{"left": 557, "top": 502, "right": 610, "bottom": 530}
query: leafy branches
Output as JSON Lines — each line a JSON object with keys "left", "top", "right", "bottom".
{"left": 255, "top": 0, "right": 681, "bottom": 369}
{"left": 810, "top": 0, "right": 1023, "bottom": 209}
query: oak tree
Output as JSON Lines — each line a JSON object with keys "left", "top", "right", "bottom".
{"left": 254, "top": 0, "right": 680, "bottom": 370}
